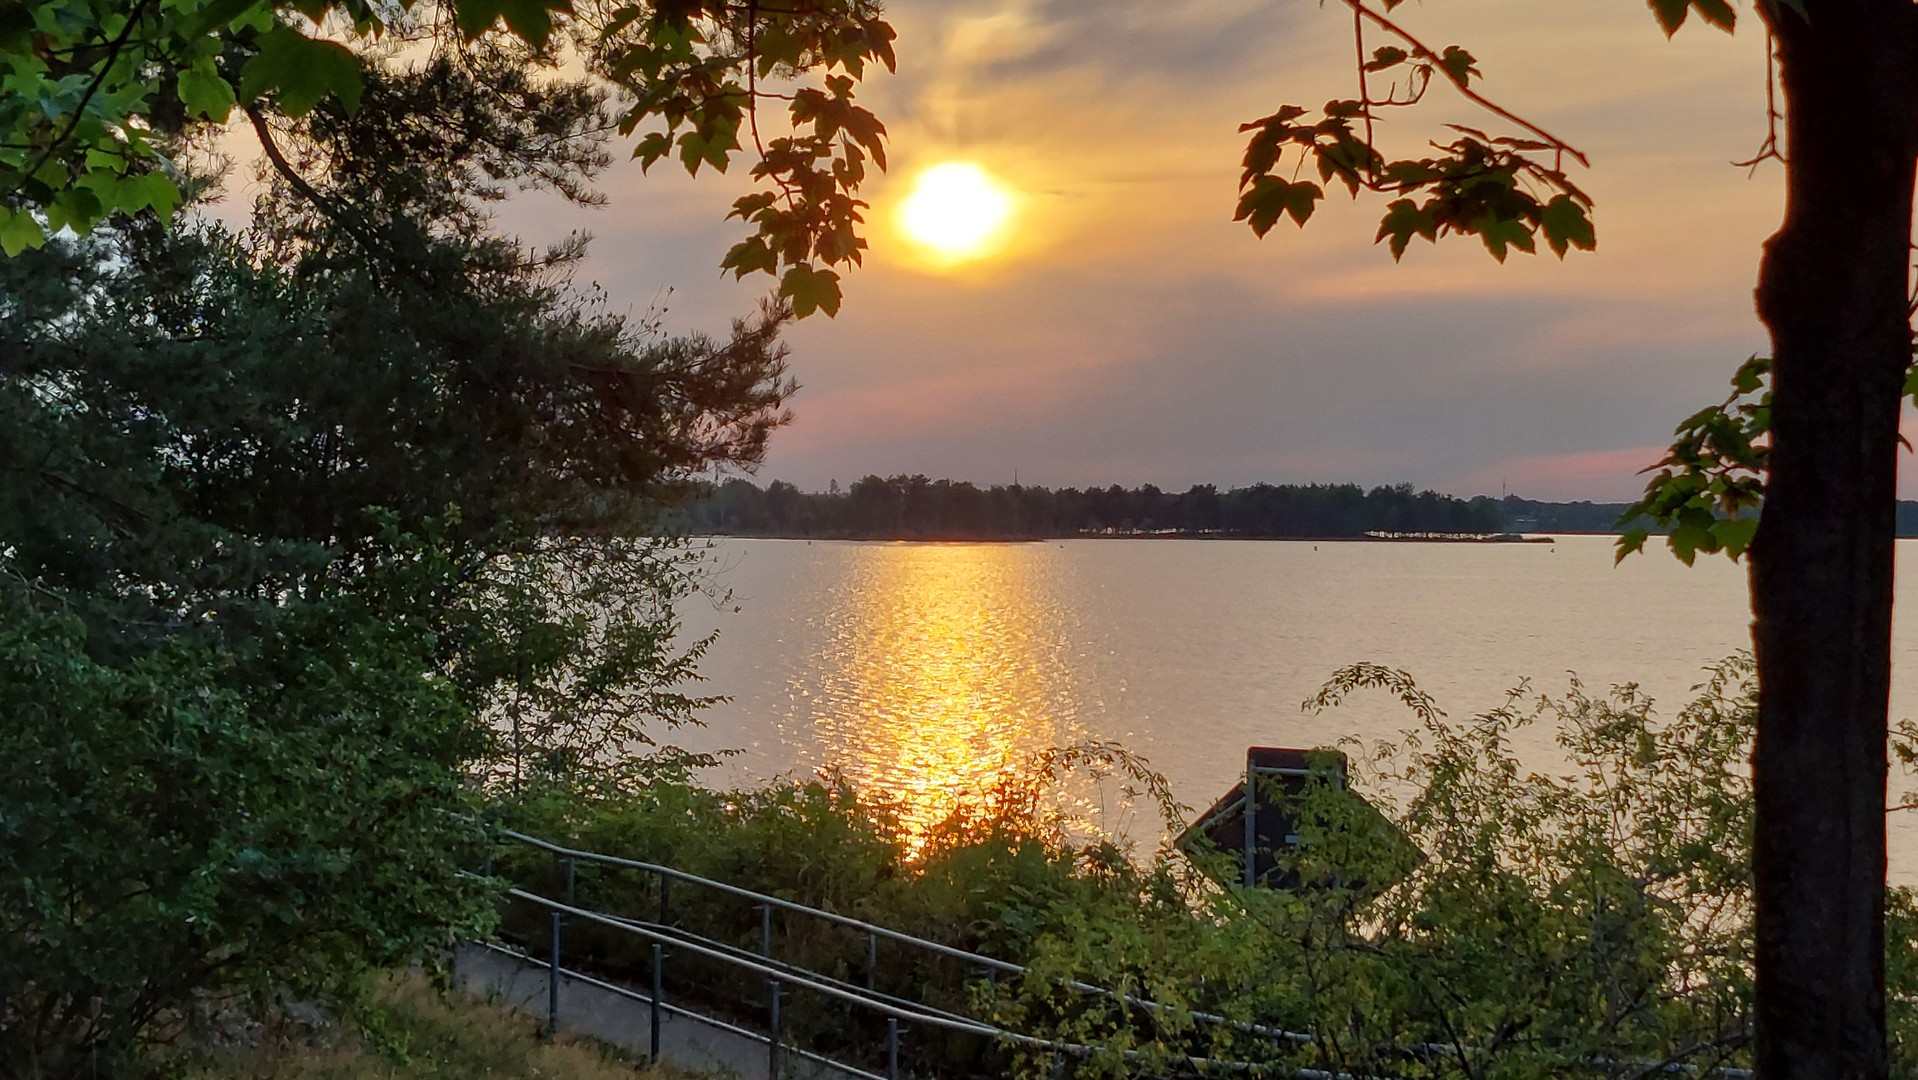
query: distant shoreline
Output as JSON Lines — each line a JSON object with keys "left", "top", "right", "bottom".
{"left": 694, "top": 531, "right": 1559, "bottom": 545}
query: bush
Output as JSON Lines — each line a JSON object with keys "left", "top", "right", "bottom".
{"left": 0, "top": 592, "right": 493, "bottom": 1078}
{"left": 492, "top": 659, "right": 1918, "bottom": 1078}
{"left": 492, "top": 756, "right": 1188, "bottom": 1077}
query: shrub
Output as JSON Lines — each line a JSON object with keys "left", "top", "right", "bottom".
{"left": 0, "top": 592, "right": 493, "bottom": 1078}
{"left": 493, "top": 659, "right": 1918, "bottom": 1078}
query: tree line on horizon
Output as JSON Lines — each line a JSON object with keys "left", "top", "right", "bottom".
{"left": 684, "top": 478, "right": 1918, "bottom": 541}
{"left": 684, "top": 475, "right": 1524, "bottom": 539}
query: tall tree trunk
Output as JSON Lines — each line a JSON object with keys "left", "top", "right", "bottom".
{"left": 1751, "top": 2, "right": 1916, "bottom": 1076}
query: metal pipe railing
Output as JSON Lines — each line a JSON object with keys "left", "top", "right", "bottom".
{"left": 496, "top": 828, "right": 1313, "bottom": 1045}
{"left": 492, "top": 828, "right": 1755, "bottom": 1080}
{"left": 503, "top": 886, "right": 1347, "bottom": 1079}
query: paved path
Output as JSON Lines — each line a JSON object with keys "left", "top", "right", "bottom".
{"left": 452, "top": 943, "right": 868, "bottom": 1080}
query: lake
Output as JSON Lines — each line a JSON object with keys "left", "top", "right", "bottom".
{"left": 672, "top": 534, "right": 1918, "bottom": 878}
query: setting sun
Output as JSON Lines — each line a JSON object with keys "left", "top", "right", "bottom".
{"left": 896, "top": 162, "right": 1015, "bottom": 263}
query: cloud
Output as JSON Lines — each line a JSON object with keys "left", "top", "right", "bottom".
{"left": 479, "top": 1, "right": 1782, "bottom": 501}
{"left": 1443, "top": 446, "right": 1670, "bottom": 503}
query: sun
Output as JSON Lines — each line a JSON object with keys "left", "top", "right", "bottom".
{"left": 897, "top": 162, "right": 1016, "bottom": 263}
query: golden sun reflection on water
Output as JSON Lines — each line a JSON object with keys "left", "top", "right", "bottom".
{"left": 797, "top": 543, "right": 1085, "bottom": 844}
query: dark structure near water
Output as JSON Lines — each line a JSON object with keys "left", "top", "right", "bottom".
{"left": 1176, "top": 747, "right": 1414, "bottom": 892}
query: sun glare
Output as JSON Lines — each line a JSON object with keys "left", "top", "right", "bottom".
{"left": 897, "top": 162, "right": 1015, "bottom": 263}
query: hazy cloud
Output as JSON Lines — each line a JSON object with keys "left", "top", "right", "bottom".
{"left": 485, "top": 0, "right": 1790, "bottom": 503}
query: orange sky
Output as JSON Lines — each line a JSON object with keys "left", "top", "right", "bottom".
{"left": 487, "top": 0, "right": 1821, "bottom": 502}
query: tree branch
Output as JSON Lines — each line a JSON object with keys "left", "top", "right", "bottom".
{"left": 7, "top": 0, "right": 157, "bottom": 201}
{"left": 1343, "top": 0, "right": 1590, "bottom": 169}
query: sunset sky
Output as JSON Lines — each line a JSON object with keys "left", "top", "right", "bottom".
{"left": 495, "top": 0, "right": 1802, "bottom": 502}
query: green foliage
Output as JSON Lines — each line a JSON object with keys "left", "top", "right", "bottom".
{"left": 241, "top": 24, "right": 365, "bottom": 115}
{"left": 1620, "top": 343, "right": 1918, "bottom": 565}
{"left": 0, "top": 56, "right": 799, "bottom": 1073}
{"left": 0, "top": 0, "right": 892, "bottom": 314}
{"left": 428, "top": 645, "right": 1918, "bottom": 1080}
{"left": 0, "top": 570, "right": 493, "bottom": 1078}
{"left": 1237, "top": 1, "right": 1755, "bottom": 263}
{"left": 468, "top": 662, "right": 1918, "bottom": 1079}
{"left": 591, "top": 1, "right": 893, "bottom": 314}
{"left": 1617, "top": 355, "right": 1769, "bottom": 565}
{"left": 482, "top": 660, "right": 1918, "bottom": 1078}
{"left": 970, "top": 662, "right": 1780, "bottom": 1077}
{"left": 183, "top": 974, "right": 676, "bottom": 1079}
{"left": 489, "top": 744, "right": 1183, "bottom": 1077}
{"left": 1236, "top": 3, "right": 1600, "bottom": 264}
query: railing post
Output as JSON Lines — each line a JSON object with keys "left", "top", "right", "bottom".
{"left": 659, "top": 872, "right": 671, "bottom": 925}
{"left": 886, "top": 1016, "right": 900, "bottom": 1080}
{"left": 866, "top": 932, "right": 878, "bottom": 991}
{"left": 768, "top": 977, "right": 783, "bottom": 1080}
{"left": 761, "top": 903, "right": 774, "bottom": 957}
{"left": 1243, "top": 759, "right": 1258, "bottom": 888}
{"left": 650, "top": 942, "right": 664, "bottom": 1063}
{"left": 547, "top": 910, "right": 563, "bottom": 1036}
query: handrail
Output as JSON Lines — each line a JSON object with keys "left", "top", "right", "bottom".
{"left": 510, "top": 888, "right": 1009, "bottom": 1038}
{"left": 492, "top": 829, "right": 1755, "bottom": 1080}
{"left": 496, "top": 828, "right": 1313, "bottom": 1045}
{"left": 505, "top": 885, "right": 1346, "bottom": 1080}
{"left": 499, "top": 829, "right": 1024, "bottom": 973}
{"left": 594, "top": 911, "right": 986, "bottom": 1030}
{"left": 476, "top": 940, "right": 892, "bottom": 1080}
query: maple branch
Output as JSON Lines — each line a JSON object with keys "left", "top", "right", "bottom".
{"left": 747, "top": 2, "right": 766, "bottom": 159}
{"left": 1343, "top": 0, "right": 1590, "bottom": 169}
{"left": 743, "top": 1, "right": 803, "bottom": 212}
{"left": 1353, "top": 6, "right": 1379, "bottom": 185}
{"left": 1731, "top": 29, "right": 1786, "bottom": 171}
{"left": 245, "top": 103, "right": 337, "bottom": 215}
{"left": 6, "top": 0, "right": 156, "bottom": 201}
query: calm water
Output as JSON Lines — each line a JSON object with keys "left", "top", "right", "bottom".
{"left": 672, "top": 535, "right": 1918, "bottom": 877}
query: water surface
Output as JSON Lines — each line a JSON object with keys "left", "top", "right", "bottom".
{"left": 671, "top": 535, "right": 1918, "bottom": 875}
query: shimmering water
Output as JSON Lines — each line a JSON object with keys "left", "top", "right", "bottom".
{"left": 671, "top": 535, "right": 1918, "bottom": 875}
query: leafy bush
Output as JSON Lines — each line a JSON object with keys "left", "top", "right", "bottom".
{"left": 0, "top": 582, "right": 492, "bottom": 1078}
{"left": 492, "top": 748, "right": 1187, "bottom": 1076}
{"left": 493, "top": 660, "right": 1918, "bottom": 1078}
{"left": 0, "top": 52, "right": 798, "bottom": 1078}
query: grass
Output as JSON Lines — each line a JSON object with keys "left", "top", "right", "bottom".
{"left": 185, "top": 974, "right": 694, "bottom": 1080}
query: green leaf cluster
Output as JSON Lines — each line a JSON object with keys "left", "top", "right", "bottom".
{"left": 1237, "top": 97, "right": 1594, "bottom": 262}
{"left": 0, "top": 564, "right": 495, "bottom": 1077}
{"left": 1, "top": 0, "right": 893, "bottom": 317}
{"left": 1238, "top": 5, "right": 1602, "bottom": 264}
{"left": 1617, "top": 355, "right": 1771, "bottom": 565}
{"left": 598, "top": 1, "right": 894, "bottom": 316}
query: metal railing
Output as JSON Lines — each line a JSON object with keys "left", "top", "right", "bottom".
{"left": 487, "top": 829, "right": 1338, "bottom": 1080}
{"left": 495, "top": 829, "right": 1316, "bottom": 1042}
{"left": 484, "top": 828, "right": 1754, "bottom": 1080}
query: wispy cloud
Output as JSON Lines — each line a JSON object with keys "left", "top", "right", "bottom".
{"left": 482, "top": 0, "right": 1779, "bottom": 498}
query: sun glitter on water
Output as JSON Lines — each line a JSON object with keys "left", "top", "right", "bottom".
{"left": 896, "top": 162, "right": 1016, "bottom": 264}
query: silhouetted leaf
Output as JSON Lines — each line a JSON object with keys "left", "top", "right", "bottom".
{"left": 781, "top": 263, "right": 841, "bottom": 318}
{"left": 240, "top": 25, "right": 362, "bottom": 116}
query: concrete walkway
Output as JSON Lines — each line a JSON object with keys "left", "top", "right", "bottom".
{"left": 452, "top": 943, "right": 870, "bottom": 1080}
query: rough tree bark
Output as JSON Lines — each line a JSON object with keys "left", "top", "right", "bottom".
{"left": 1750, "top": 2, "right": 1917, "bottom": 1076}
